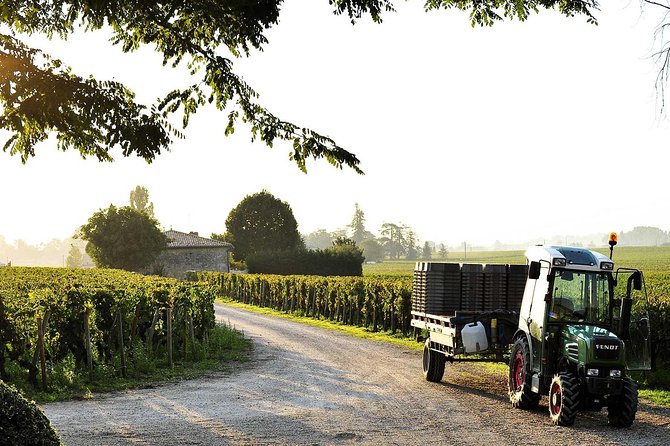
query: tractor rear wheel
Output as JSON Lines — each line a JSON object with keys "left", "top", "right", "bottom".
{"left": 422, "top": 340, "right": 445, "bottom": 382}
{"left": 508, "top": 337, "right": 540, "bottom": 409}
{"left": 548, "top": 373, "right": 580, "bottom": 426}
{"left": 607, "top": 377, "right": 638, "bottom": 427}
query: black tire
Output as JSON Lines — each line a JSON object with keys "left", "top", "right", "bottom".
{"left": 607, "top": 377, "right": 638, "bottom": 427}
{"left": 548, "top": 373, "right": 580, "bottom": 426}
{"left": 508, "top": 337, "right": 541, "bottom": 408}
{"left": 422, "top": 340, "right": 445, "bottom": 382}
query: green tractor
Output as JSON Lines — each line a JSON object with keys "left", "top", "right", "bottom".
{"left": 509, "top": 239, "right": 652, "bottom": 426}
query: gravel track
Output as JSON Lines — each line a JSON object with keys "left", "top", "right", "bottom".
{"left": 44, "top": 303, "right": 670, "bottom": 445}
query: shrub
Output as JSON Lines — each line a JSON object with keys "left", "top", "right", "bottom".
{"left": 0, "top": 380, "right": 61, "bottom": 445}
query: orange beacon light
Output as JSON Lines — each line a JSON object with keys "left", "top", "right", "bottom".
{"left": 609, "top": 232, "right": 618, "bottom": 259}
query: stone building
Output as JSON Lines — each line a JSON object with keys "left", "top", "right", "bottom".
{"left": 152, "top": 230, "right": 233, "bottom": 279}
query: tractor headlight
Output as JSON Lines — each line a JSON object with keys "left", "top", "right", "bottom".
{"left": 600, "top": 262, "right": 614, "bottom": 270}
{"left": 609, "top": 369, "right": 622, "bottom": 378}
{"left": 587, "top": 368, "right": 599, "bottom": 377}
{"left": 553, "top": 258, "right": 567, "bottom": 267}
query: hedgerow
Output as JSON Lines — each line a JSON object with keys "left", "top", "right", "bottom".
{"left": 246, "top": 248, "right": 364, "bottom": 276}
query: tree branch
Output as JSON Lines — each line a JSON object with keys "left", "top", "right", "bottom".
{"left": 643, "top": 0, "right": 670, "bottom": 11}
{"left": 0, "top": 1, "right": 601, "bottom": 172}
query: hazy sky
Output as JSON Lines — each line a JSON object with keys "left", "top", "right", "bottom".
{"left": 1, "top": 1, "right": 669, "bottom": 247}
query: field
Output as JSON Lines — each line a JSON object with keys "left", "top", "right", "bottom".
{"left": 363, "top": 246, "right": 670, "bottom": 276}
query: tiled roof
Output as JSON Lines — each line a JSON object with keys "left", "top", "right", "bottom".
{"left": 165, "top": 230, "right": 233, "bottom": 249}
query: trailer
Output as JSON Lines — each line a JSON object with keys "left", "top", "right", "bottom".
{"left": 412, "top": 239, "right": 652, "bottom": 427}
{"left": 411, "top": 262, "right": 524, "bottom": 373}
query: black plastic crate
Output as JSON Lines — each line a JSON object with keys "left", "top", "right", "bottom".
{"left": 461, "top": 263, "right": 484, "bottom": 312}
{"left": 484, "top": 264, "right": 508, "bottom": 311}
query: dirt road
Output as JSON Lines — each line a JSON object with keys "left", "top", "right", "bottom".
{"left": 45, "top": 303, "right": 670, "bottom": 445}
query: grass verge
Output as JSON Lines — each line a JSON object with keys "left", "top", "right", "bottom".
{"left": 639, "top": 388, "right": 670, "bottom": 406}
{"left": 7, "top": 323, "right": 251, "bottom": 403}
{"left": 217, "top": 298, "right": 670, "bottom": 408}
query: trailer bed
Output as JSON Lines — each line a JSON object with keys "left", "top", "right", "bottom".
{"left": 412, "top": 262, "right": 527, "bottom": 360}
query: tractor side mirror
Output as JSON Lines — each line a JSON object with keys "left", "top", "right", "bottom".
{"left": 626, "top": 271, "right": 643, "bottom": 296}
{"left": 633, "top": 271, "right": 642, "bottom": 291}
{"left": 529, "top": 261, "right": 541, "bottom": 280}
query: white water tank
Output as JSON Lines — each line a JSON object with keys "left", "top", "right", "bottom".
{"left": 462, "top": 321, "right": 489, "bottom": 353}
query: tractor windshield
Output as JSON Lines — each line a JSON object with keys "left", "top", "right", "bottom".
{"left": 549, "top": 270, "right": 612, "bottom": 325}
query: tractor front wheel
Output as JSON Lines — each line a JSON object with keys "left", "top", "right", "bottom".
{"left": 508, "top": 337, "right": 540, "bottom": 409}
{"left": 548, "top": 373, "right": 580, "bottom": 426}
{"left": 607, "top": 377, "right": 638, "bottom": 427}
{"left": 422, "top": 340, "right": 445, "bottom": 382}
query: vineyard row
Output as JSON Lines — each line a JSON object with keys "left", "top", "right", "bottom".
{"left": 198, "top": 272, "right": 413, "bottom": 334}
{"left": 0, "top": 267, "right": 217, "bottom": 388}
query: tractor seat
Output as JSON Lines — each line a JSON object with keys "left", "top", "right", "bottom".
{"left": 552, "top": 298, "right": 574, "bottom": 318}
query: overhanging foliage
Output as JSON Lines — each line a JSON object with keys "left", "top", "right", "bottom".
{"left": 0, "top": 1, "right": 598, "bottom": 172}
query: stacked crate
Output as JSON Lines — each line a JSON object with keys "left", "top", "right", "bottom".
{"left": 461, "top": 263, "right": 484, "bottom": 312}
{"left": 412, "top": 262, "right": 425, "bottom": 312}
{"left": 412, "top": 262, "right": 447, "bottom": 314}
{"left": 507, "top": 264, "right": 528, "bottom": 312}
{"left": 484, "top": 264, "right": 508, "bottom": 311}
{"left": 443, "top": 263, "right": 462, "bottom": 313}
{"left": 412, "top": 262, "right": 529, "bottom": 315}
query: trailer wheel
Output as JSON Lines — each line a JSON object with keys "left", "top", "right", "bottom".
{"left": 548, "top": 373, "right": 580, "bottom": 426}
{"left": 607, "top": 377, "right": 638, "bottom": 427}
{"left": 422, "top": 340, "right": 445, "bottom": 382}
{"left": 508, "top": 337, "right": 540, "bottom": 409}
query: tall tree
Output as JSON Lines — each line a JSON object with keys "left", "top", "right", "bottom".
{"left": 348, "top": 203, "right": 368, "bottom": 245}
{"left": 422, "top": 241, "right": 432, "bottom": 260}
{"left": 65, "top": 244, "right": 83, "bottom": 268}
{"left": 0, "top": 2, "right": 596, "bottom": 170}
{"left": 438, "top": 243, "right": 449, "bottom": 260}
{"left": 405, "top": 229, "right": 419, "bottom": 260}
{"left": 223, "top": 190, "right": 303, "bottom": 261}
{"left": 79, "top": 205, "right": 167, "bottom": 271}
{"left": 379, "top": 222, "right": 422, "bottom": 259}
{"left": 379, "top": 223, "right": 406, "bottom": 259}
{"left": 129, "top": 185, "right": 155, "bottom": 217}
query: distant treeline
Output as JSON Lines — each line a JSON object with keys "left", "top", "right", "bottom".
{"left": 0, "top": 236, "right": 91, "bottom": 267}
{"left": 618, "top": 227, "right": 670, "bottom": 247}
